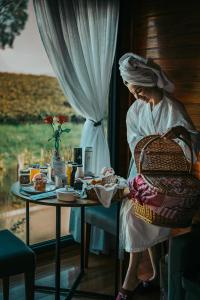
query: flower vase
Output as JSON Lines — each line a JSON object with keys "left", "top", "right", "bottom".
{"left": 51, "top": 151, "right": 65, "bottom": 181}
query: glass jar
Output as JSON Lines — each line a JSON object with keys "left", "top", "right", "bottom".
{"left": 19, "top": 169, "right": 30, "bottom": 185}
{"left": 40, "top": 166, "right": 48, "bottom": 177}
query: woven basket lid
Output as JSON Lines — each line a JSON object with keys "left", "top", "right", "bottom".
{"left": 134, "top": 135, "right": 190, "bottom": 174}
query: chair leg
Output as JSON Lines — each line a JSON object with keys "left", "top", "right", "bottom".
{"left": 84, "top": 222, "right": 91, "bottom": 268}
{"left": 2, "top": 276, "right": 9, "bottom": 300}
{"left": 25, "top": 270, "right": 35, "bottom": 300}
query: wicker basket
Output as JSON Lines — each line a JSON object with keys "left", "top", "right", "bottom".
{"left": 133, "top": 200, "right": 195, "bottom": 228}
{"left": 85, "top": 174, "right": 122, "bottom": 201}
{"left": 86, "top": 187, "right": 124, "bottom": 202}
{"left": 134, "top": 135, "right": 191, "bottom": 175}
{"left": 132, "top": 135, "right": 200, "bottom": 228}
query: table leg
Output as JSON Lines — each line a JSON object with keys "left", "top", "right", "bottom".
{"left": 26, "top": 201, "right": 30, "bottom": 246}
{"left": 65, "top": 206, "right": 85, "bottom": 300}
{"left": 33, "top": 202, "right": 116, "bottom": 300}
{"left": 55, "top": 206, "right": 61, "bottom": 300}
{"left": 114, "top": 202, "right": 120, "bottom": 296}
{"left": 80, "top": 206, "right": 85, "bottom": 273}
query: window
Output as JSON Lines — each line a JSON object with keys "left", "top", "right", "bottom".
{"left": 0, "top": 1, "right": 85, "bottom": 245}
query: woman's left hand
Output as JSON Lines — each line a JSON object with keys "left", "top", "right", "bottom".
{"left": 162, "top": 126, "right": 191, "bottom": 143}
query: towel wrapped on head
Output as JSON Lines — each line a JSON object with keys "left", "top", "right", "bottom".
{"left": 119, "top": 52, "right": 175, "bottom": 92}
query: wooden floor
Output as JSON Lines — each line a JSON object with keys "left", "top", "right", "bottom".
{"left": 0, "top": 243, "right": 160, "bottom": 300}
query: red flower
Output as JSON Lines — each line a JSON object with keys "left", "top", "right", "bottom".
{"left": 57, "top": 115, "right": 69, "bottom": 124}
{"left": 44, "top": 116, "right": 53, "bottom": 124}
{"left": 44, "top": 115, "right": 71, "bottom": 153}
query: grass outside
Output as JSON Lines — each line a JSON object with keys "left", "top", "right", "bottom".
{"left": 0, "top": 122, "right": 83, "bottom": 167}
{"left": 0, "top": 122, "right": 83, "bottom": 215}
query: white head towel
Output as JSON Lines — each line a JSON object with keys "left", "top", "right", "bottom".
{"left": 119, "top": 52, "right": 175, "bottom": 93}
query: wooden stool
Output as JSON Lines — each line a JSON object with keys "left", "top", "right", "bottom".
{"left": 0, "top": 229, "right": 36, "bottom": 300}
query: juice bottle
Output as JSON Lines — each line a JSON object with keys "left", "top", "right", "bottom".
{"left": 66, "top": 162, "right": 73, "bottom": 186}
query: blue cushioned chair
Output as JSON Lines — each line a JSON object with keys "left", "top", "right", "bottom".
{"left": 84, "top": 202, "right": 119, "bottom": 267}
{"left": 0, "top": 229, "right": 36, "bottom": 300}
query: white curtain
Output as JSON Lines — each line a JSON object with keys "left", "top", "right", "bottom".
{"left": 33, "top": 0, "right": 119, "bottom": 175}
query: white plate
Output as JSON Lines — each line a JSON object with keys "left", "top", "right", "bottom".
{"left": 21, "top": 184, "right": 56, "bottom": 194}
{"left": 56, "top": 188, "right": 79, "bottom": 202}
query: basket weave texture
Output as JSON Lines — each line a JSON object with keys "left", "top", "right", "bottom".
{"left": 134, "top": 135, "right": 190, "bottom": 174}
{"left": 86, "top": 188, "right": 124, "bottom": 202}
{"left": 133, "top": 201, "right": 196, "bottom": 228}
{"left": 132, "top": 135, "right": 200, "bottom": 228}
{"left": 86, "top": 174, "right": 124, "bottom": 202}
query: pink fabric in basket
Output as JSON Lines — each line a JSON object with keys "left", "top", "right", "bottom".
{"left": 128, "top": 175, "right": 160, "bottom": 206}
{"left": 128, "top": 175, "right": 198, "bottom": 219}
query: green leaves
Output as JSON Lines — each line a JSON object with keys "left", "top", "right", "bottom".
{"left": 62, "top": 128, "right": 71, "bottom": 133}
{"left": 0, "top": 0, "right": 29, "bottom": 49}
{"left": 45, "top": 117, "right": 71, "bottom": 153}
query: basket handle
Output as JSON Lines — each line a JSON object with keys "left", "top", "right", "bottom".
{"left": 138, "top": 135, "right": 193, "bottom": 174}
{"left": 178, "top": 136, "right": 193, "bottom": 172}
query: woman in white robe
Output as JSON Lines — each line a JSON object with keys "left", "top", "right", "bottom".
{"left": 116, "top": 53, "right": 200, "bottom": 300}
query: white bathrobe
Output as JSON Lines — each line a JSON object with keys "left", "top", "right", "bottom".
{"left": 121, "top": 93, "right": 200, "bottom": 253}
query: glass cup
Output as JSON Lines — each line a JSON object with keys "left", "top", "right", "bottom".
{"left": 33, "top": 179, "right": 47, "bottom": 192}
{"left": 30, "top": 168, "right": 40, "bottom": 182}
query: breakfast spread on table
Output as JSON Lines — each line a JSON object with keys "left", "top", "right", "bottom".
{"left": 18, "top": 147, "right": 128, "bottom": 203}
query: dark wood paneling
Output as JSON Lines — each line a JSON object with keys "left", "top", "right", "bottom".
{"left": 132, "top": 0, "right": 200, "bottom": 118}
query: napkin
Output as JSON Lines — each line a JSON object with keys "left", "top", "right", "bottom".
{"left": 93, "top": 184, "right": 118, "bottom": 207}
{"left": 30, "top": 191, "right": 57, "bottom": 200}
{"left": 92, "top": 177, "right": 128, "bottom": 208}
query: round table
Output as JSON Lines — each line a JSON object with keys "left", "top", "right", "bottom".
{"left": 11, "top": 182, "right": 125, "bottom": 300}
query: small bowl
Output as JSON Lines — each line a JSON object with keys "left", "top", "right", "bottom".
{"left": 56, "top": 188, "right": 79, "bottom": 202}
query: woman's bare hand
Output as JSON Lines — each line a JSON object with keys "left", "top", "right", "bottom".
{"left": 162, "top": 126, "right": 191, "bottom": 144}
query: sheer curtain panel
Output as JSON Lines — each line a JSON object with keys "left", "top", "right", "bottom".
{"left": 33, "top": 0, "right": 119, "bottom": 175}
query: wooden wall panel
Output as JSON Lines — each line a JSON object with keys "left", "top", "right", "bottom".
{"left": 116, "top": 0, "right": 200, "bottom": 176}
{"left": 132, "top": 0, "right": 200, "bottom": 130}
